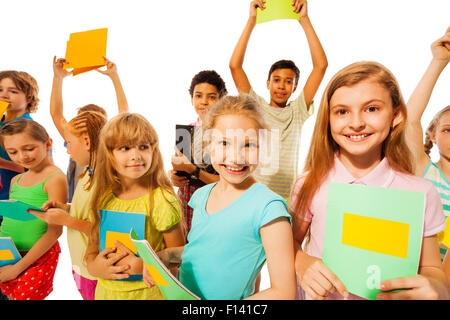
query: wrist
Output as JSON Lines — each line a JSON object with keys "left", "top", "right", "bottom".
{"left": 185, "top": 164, "right": 197, "bottom": 175}
{"left": 109, "top": 72, "right": 120, "bottom": 81}
{"left": 53, "top": 74, "right": 65, "bottom": 82}
{"left": 299, "top": 15, "right": 311, "bottom": 26}
{"left": 430, "top": 57, "right": 449, "bottom": 70}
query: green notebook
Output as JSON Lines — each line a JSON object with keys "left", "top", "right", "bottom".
{"left": 323, "top": 182, "right": 425, "bottom": 300}
{"left": 0, "top": 200, "right": 45, "bottom": 221}
{"left": 129, "top": 229, "right": 200, "bottom": 300}
{"left": 256, "top": 0, "right": 300, "bottom": 24}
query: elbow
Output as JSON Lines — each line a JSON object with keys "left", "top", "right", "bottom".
{"left": 314, "top": 59, "right": 328, "bottom": 75}
{"left": 229, "top": 60, "right": 241, "bottom": 73}
{"left": 272, "top": 283, "right": 297, "bottom": 300}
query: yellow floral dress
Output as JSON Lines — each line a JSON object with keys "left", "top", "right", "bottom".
{"left": 95, "top": 187, "right": 181, "bottom": 300}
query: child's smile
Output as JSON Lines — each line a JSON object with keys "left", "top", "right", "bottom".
{"left": 3, "top": 132, "right": 51, "bottom": 170}
{"left": 113, "top": 144, "right": 153, "bottom": 183}
{"left": 329, "top": 79, "right": 402, "bottom": 165}
{"left": 209, "top": 114, "right": 260, "bottom": 187}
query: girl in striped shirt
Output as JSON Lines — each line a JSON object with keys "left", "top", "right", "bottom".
{"left": 405, "top": 27, "right": 450, "bottom": 262}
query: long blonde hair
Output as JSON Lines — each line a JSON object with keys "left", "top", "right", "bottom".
{"left": 291, "top": 61, "right": 413, "bottom": 227}
{"left": 85, "top": 113, "right": 182, "bottom": 259}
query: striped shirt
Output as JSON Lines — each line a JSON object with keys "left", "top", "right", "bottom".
{"left": 248, "top": 88, "right": 313, "bottom": 199}
{"left": 423, "top": 161, "right": 450, "bottom": 260}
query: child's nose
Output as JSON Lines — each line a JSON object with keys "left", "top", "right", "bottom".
{"left": 130, "top": 147, "right": 142, "bottom": 160}
{"left": 227, "top": 146, "right": 245, "bottom": 165}
{"left": 0, "top": 91, "right": 9, "bottom": 100}
{"left": 349, "top": 114, "right": 365, "bottom": 129}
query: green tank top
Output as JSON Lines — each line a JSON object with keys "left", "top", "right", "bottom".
{"left": 0, "top": 170, "right": 64, "bottom": 252}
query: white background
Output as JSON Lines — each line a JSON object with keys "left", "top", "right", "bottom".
{"left": 1, "top": 0, "right": 449, "bottom": 299}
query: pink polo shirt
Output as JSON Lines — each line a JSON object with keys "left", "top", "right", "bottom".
{"left": 290, "top": 156, "right": 446, "bottom": 300}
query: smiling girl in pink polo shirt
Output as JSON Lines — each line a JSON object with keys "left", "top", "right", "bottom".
{"left": 290, "top": 61, "right": 449, "bottom": 300}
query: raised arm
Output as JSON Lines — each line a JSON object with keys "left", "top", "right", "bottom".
{"left": 96, "top": 57, "right": 129, "bottom": 113}
{"left": 229, "top": 0, "right": 266, "bottom": 94}
{"left": 295, "top": 0, "right": 328, "bottom": 107}
{"left": 50, "top": 56, "right": 72, "bottom": 140}
{"left": 406, "top": 27, "right": 450, "bottom": 176}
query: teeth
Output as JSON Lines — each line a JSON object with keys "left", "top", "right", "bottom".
{"left": 348, "top": 134, "right": 369, "bottom": 140}
{"left": 225, "top": 165, "right": 244, "bottom": 171}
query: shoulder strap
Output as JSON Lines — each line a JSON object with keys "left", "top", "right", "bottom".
{"left": 43, "top": 170, "right": 65, "bottom": 184}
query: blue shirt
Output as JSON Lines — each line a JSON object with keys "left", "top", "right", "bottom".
{"left": 178, "top": 182, "right": 291, "bottom": 300}
{"left": 0, "top": 113, "right": 33, "bottom": 200}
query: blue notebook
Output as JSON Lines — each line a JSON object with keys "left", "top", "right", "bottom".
{"left": 99, "top": 209, "right": 146, "bottom": 281}
{"left": 0, "top": 237, "right": 22, "bottom": 267}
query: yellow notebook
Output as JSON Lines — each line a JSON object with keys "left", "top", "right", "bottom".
{"left": 64, "top": 28, "right": 108, "bottom": 76}
{"left": 0, "top": 100, "right": 9, "bottom": 116}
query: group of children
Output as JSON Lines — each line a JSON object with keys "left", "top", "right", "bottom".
{"left": 0, "top": 0, "right": 449, "bottom": 300}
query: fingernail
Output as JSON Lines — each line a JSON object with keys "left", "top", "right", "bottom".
{"left": 378, "top": 283, "right": 385, "bottom": 290}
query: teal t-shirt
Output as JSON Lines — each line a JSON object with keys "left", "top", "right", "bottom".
{"left": 178, "top": 182, "right": 291, "bottom": 300}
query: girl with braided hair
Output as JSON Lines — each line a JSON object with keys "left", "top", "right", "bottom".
{"left": 405, "top": 27, "right": 450, "bottom": 261}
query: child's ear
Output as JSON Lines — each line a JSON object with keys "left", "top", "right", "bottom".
{"left": 391, "top": 108, "right": 404, "bottom": 128}
{"left": 430, "top": 131, "right": 437, "bottom": 144}
{"left": 46, "top": 138, "right": 53, "bottom": 151}
{"left": 83, "top": 135, "right": 91, "bottom": 151}
{"left": 266, "top": 79, "right": 270, "bottom": 90}
{"left": 292, "top": 83, "right": 298, "bottom": 93}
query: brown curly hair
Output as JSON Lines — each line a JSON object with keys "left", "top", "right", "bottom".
{"left": 0, "top": 70, "right": 39, "bottom": 113}
{"left": 424, "top": 105, "right": 450, "bottom": 156}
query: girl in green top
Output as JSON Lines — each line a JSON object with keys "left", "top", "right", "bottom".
{"left": 0, "top": 119, "right": 67, "bottom": 300}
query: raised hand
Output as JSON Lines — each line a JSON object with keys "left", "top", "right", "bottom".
{"left": 96, "top": 56, "right": 119, "bottom": 78}
{"left": 292, "top": 0, "right": 307, "bottom": 17}
{"left": 431, "top": 27, "right": 450, "bottom": 62}
{"left": 53, "top": 56, "right": 72, "bottom": 79}
{"left": 250, "top": 0, "right": 266, "bottom": 17}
